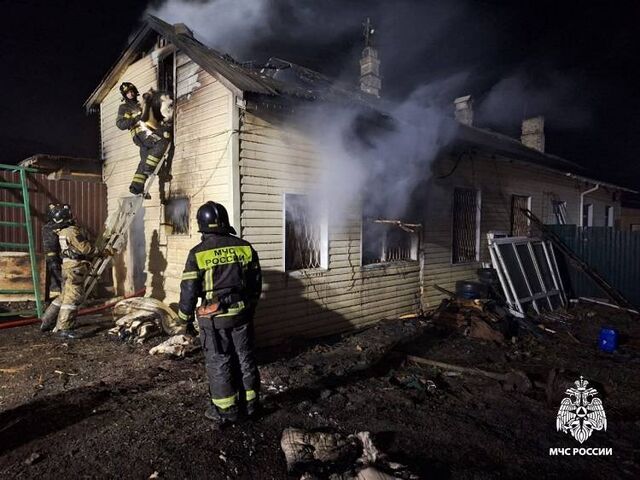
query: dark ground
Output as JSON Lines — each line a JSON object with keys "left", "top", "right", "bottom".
{"left": 0, "top": 305, "right": 639, "bottom": 479}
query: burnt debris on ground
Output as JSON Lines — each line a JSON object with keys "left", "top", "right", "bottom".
{"left": 1, "top": 299, "right": 639, "bottom": 479}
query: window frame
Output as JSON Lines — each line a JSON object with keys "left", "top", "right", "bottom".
{"left": 510, "top": 194, "right": 532, "bottom": 236}
{"left": 582, "top": 203, "right": 593, "bottom": 227}
{"left": 451, "top": 187, "right": 481, "bottom": 265}
{"left": 360, "top": 219, "right": 420, "bottom": 267}
{"left": 604, "top": 205, "right": 614, "bottom": 227}
{"left": 282, "top": 193, "right": 328, "bottom": 273}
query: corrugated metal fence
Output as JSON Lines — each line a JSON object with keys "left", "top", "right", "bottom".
{"left": 0, "top": 171, "right": 107, "bottom": 253}
{"left": 550, "top": 225, "right": 640, "bottom": 308}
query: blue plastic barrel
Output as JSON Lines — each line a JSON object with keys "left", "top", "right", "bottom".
{"left": 599, "top": 327, "right": 618, "bottom": 353}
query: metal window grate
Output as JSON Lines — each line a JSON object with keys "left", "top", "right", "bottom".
{"left": 511, "top": 195, "right": 530, "bottom": 236}
{"left": 362, "top": 221, "right": 415, "bottom": 265}
{"left": 452, "top": 188, "right": 478, "bottom": 263}
{"left": 285, "top": 194, "right": 320, "bottom": 270}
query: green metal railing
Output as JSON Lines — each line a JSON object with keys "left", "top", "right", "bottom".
{"left": 0, "top": 163, "right": 43, "bottom": 318}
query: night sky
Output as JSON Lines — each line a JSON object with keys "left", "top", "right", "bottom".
{"left": 1, "top": 0, "right": 639, "bottom": 189}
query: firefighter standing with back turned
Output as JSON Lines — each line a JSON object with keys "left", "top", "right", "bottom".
{"left": 40, "top": 204, "right": 97, "bottom": 339}
{"left": 42, "top": 203, "right": 62, "bottom": 300}
{"left": 178, "top": 201, "right": 262, "bottom": 426}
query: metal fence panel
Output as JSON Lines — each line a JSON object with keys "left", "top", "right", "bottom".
{"left": 0, "top": 171, "right": 107, "bottom": 253}
{"left": 550, "top": 225, "right": 640, "bottom": 308}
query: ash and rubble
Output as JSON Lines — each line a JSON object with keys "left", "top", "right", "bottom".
{"left": 1, "top": 296, "right": 640, "bottom": 478}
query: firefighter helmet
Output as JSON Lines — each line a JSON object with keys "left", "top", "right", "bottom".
{"left": 119, "top": 82, "right": 139, "bottom": 99}
{"left": 51, "top": 204, "right": 73, "bottom": 229}
{"left": 196, "top": 201, "right": 236, "bottom": 234}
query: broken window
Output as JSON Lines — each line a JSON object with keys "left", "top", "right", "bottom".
{"left": 552, "top": 200, "right": 567, "bottom": 225}
{"left": 164, "top": 197, "right": 190, "bottom": 235}
{"left": 452, "top": 188, "right": 480, "bottom": 264}
{"left": 362, "top": 219, "right": 419, "bottom": 265}
{"left": 582, "top": 203, "right": 593, "bottom": 227}
{"left": 158, "top": 53, "right": 175, "bottom": 94}
{"left": 284, "top": 194, "right": 322, "bottom": 271}
{"left": 604, "top": 205, "right": 614, "bottom": 227}
{"left": 511, "top": 195, "right": 531, "bottom": 236}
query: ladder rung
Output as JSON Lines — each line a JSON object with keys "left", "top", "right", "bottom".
{"left": 0, "top": 310, "right": 37, "bottom": 317}
{"left": 0, "top": 289, "right": 35, "bottom": 294}
{"left": 0, "top": 201, "right": 25, "bottom": 208}
{"left": 0, "top": 220, "right": 27, "bottom": 227}
{"left": 0, "top": 242, "right": 30, "bottom": 250}
{"left": 0, "top": 182, "right": 22, "bottom": 189}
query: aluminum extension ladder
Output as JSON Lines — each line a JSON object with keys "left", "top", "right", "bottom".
{"left": 0, "top": 163, "right": 43, "bottom": 318}
{"left": 82, "top": 149, "right": 170, "bottom": 300}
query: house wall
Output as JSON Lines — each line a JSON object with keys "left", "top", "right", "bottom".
{"left": 100, "top": 47, "right": 234, "bottom": 299}
{"left": 420, "top": 154, "right": 623, "bottom": 309}
{"left": 239, "top": 111, "right": 421, "bottom": 345}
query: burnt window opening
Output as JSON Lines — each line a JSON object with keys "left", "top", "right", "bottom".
{"left": 362, "top": 220, "right": 418, "bottom": 265}
{"left": 284, "top": 194, "right": 322, "bottom": 271}
{"left": 552, "top": 200, "right": 567, "bottom": 225}
{"left": 510, "top": 195, "right": 531, "bottom": 236}
{"left": 158, "top": 53, "right": 175, "bottom": 95}
{"left": 452, "top": 188, "right": 480, "bottom": 264}
{"left": 164, "top": 197, "right": 190, "bottom": 235}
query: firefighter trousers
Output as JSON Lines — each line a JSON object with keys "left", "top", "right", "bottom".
{"left": 45, "top": 262, "right": 88, "bottom": 331}
{"left": 129, "top": 133, "right": 170, "bottom": 195}
{"left": 46, "top": 256, "right": 62, "bottom": 299}
{"left": 197, "top": 316, "right": 260, "bottom": 414}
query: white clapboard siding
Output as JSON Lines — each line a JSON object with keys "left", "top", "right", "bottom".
{"left": 420, "top": 154, "right": 623, "bottom": 309}
{"left": 100, "top": 49, "right": 234, "bottom": 300}
{"left": 239, "top": 111, "right": 421, "bottom": 345}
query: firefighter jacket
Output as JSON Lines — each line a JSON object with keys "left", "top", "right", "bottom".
{"left": 116, "top": 99, "right": 143, "bottom": 135}
{"left": 42, "top": 221, "right": 60, "bottom": 262}
{"left": 57, "top": 224, "right": 97, "bottom": 265}
{"left": 178, "top": 232, "right": 262, "bottom": 328}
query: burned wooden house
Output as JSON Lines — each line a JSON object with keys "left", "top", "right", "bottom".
{"left": 85, "top": 16, "right": 632, "bottom": 344}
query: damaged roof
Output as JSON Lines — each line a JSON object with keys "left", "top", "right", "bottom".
{"left": 84, "top": 15, "right": 372, "bottom": 111}
{"left": 85, "top": 16, "right": 634, "bottom": 192}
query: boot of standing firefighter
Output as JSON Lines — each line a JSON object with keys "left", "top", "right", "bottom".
{"left": 40, "top": 204, "right": 96, "bottom": 338}
{"left": 178, "top": 201, "right": 262, "bottom": 424}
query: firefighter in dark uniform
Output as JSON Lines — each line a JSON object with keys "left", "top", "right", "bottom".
{"left": 115, "top": 82, "right": 172, "bottom": 196}
{"left": 178, "top": 201, "right": 262, "bottom": 425}
{"left": 42, "top": 203, "right": 62, "bottom": 300}
{"left": 40, "top": 205, "right": 97, "bottom": 339}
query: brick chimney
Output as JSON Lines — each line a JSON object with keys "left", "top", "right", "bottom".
{"left": 454, "top": 95, "right": 473, "bottom": 126}
{"left": 521, "top": 116, "right": 545, "bottom": 152}
{"left": 360, "top": 18, "right": 381, "bottom": 97}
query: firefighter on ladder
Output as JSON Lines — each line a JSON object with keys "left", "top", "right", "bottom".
{"left": 178, "top": 201, "right": 262, "bottom": 426}
{"left": 40, "top": 204, "right": 97, "bottom": 339}
{"left": 115, "top": 82, "right": 172, "bottom": 196}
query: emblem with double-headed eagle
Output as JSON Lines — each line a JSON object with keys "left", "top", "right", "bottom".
{"left": 556, "top": 376, "right": 607, "bottom": 443}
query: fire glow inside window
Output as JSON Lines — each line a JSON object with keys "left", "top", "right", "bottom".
{"left": 362, "top": 220, "right": 418, "bottom": 265}
{"left": 284, "top": 194, "right": 326, "bottom": 271}
{"left": 452, "top": 187, "right": 480, "bottom": 264}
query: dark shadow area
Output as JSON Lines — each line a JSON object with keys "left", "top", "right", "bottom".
{"left": 255, "top": 269, "right": 356, "bottom": 363}
{"left": 148, "top": 229, "right": 167, "bottom": 300}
